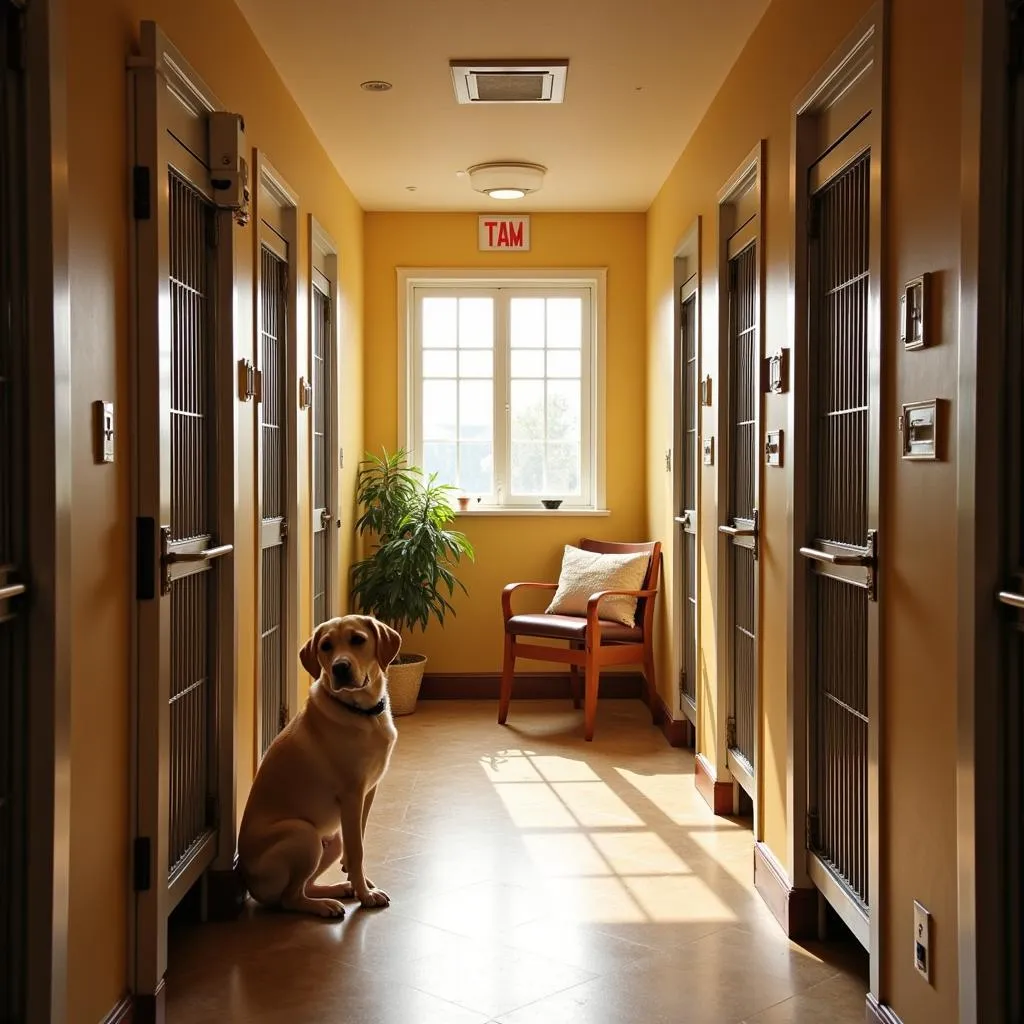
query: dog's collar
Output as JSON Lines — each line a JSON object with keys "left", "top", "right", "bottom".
{"left": 336, "top": 694, "right": 388, "bottom": 718}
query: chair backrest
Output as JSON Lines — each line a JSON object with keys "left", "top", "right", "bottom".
{"left": 578, "top": 538, "right": 662, "bottom": 632}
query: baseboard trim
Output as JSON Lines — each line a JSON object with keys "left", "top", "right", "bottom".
{"left": 207, "top": 855, "right": 246, "bottom": 921}
{"left": 651, "top": 691, "right": 694, "bottom": 748}
{"left": 132, "top": 980, "right": 165, "bottom": 1024}
{"left": 753, "top": 841, "right": 818, "bottom": 939}
{"left": 694, "top": 752, "right": 735, "bottom": 815}
{"left": 419, "top": 671, "right": 643, "bottom": 701}
{"left": 865, "top": 993, "right": 905, "bottom": 1024}
{"left": 101, "top": 993, "right": 134, "bottom": 1024}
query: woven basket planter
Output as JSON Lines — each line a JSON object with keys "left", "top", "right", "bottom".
{"left": 387, "top": 653, "right": 427, "bottom": 716}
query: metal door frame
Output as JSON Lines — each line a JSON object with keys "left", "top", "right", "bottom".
{"left": 672, "top": 219, "right": 701, "bottom": 733}
{"left": 2, "top": 0, "right": 71, "bottom": 1019}
{"left": 253, "top": 153, "right": 299, "bottom": 756}
{"left": 128, "top": 21, "right": 239, "bottom": 1003}
{"left": 309, "top": 217, "right": 340, "bottom": 629}
{"left": 788, "top": 3, "right": 885, "bottom": 993}
{"left": 715, "top": 143, "right": 765, "bottom": 824}
{"left": 957, "top": 1, "right": 1019, "bottom": 1019}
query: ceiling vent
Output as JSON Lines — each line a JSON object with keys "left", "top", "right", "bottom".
{"left": 449, "top": 60, "right": 568, "bottom": 105}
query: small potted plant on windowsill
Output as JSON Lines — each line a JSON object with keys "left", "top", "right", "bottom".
{"left": 351, "top": 448, "right": 475, "bottom": 715}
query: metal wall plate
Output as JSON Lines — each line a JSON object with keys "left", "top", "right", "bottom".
{"left": 900, "top": 399, "right": 941, "bottom": 459}
{"left": 900, "top": 273, "right": 930, "bottom": 350}
{"left": 765, "top": 429, "right": 783, "bottom": 467}
{"left": 93, "top": 400, "right": 115, "bottom": 464}
{"left": 703, "top": 436, "right": 714, "bottom": 466}
{"left": 700, "top": 374, "right": 713, "bottom": 407}
{"left": 765, "top": 349, "right": 789, "bottom": 393}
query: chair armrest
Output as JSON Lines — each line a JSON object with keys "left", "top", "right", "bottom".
{"left": 585, "top": 589, "right": 659, "bottom": 633}
{"left": 502, "top": 581, "right": 558, "bottom": 622}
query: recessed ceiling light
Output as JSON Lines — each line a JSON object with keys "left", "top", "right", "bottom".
{"left": 360, "top": 80, "right": 392, "bottom": 92}
{"left": 405, "top": 186, "right": 417, "bottom": 191}
{"left": 487, "top": 188, "right": 526, "bottom": 200}
{"left": 467, "top": 162, "right": 545, "bottom": 200}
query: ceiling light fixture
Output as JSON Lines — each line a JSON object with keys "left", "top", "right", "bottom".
{"left": 467, "top": 162, "right": 545, "bottom": 200}
{"left": 360, "top": 80, "right": 392, "bottom": 92}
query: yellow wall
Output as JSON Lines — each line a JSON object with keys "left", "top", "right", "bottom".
{"left": 363, "top": 213, "right": 647, "bottom": 673}
{"left": 66, "top": 0, "right": 363, "bottom": 1020}
{"left": 646, "top": 0, "right": 962, "bottom": 1021}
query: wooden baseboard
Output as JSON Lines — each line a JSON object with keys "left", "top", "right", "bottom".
{"left": 651, "top": 691, "right": 694, "bottom": 748}
{"left": 865, "top": 993, "right": 905, "bottom": 1024}
{"left": 131, "top": 980, "right": 165, "bottom": 1024}
{"left": 101, "top": 993, "right": 134, "bottom": 1024}
{"left": 694, "top": 752, "right": 736, "bottom": 815}
{"left": 419, "top": 671, "right": 643, "bottom": 700}
{"left": 753, "top": 841, "right": 818, "bottom": 939}
{"left": 206, "top": 856, "right": 246, "bottom": 921}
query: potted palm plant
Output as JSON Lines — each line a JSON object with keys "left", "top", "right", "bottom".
{"left": 350, "top": 448, "right": 475, "bottom": 715}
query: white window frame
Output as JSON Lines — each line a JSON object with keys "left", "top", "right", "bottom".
{"left": 398, "top": 268, "right": 607, "bottom": 511}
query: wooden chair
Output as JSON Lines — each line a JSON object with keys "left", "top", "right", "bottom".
{"left": 498, "top": 538, "right": 662, "bottom": 741}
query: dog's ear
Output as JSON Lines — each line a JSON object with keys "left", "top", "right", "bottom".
{"left": 367, "top": 618, "right": 402, "bottom": 670}
{"left": 299, "top": 625, "right": 323, "bottom": 679}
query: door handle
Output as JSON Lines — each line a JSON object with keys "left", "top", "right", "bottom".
{"left": 674, "top": 513, "right": 691, "bottom": 528}
{"left": 0, "top": 582, "right": 27, "bottom": 602}
{"left": 799, "top": 546, "right": 872, "bottom": 567}
{"left": 320, "top": 508, "right": 332, "bottom": 528}
{"left": 165, "top": 543, "right": 234, "bottom": 565}
{"left": 998, "top": 590, "right": 1024, "bottom": 610}
{"left": 719, "top": 524, "right": 757, "bottom": 537}
{"left": 799, "top": 529, "right": 878, "bottom": 601}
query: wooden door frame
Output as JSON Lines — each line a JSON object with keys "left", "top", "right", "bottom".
{"left": 672, "top": 217, "right": 701, "bottom": 736}
{"left": 309, "top": 216, "right": 341, "bottom": 629}
{"left": 956, "top": 0, "right": 1014, "bottom": 1020}
{"left": 17, "top": 0, "right": 72, "bottom": 1019}
{"left": 787, "top": 0, "right": 886, "bottom": 996}
{"left": 253, "top": 152, "right": 300, "bottom": 753}
{"left": 128, "top": 20, "right": 240, "bottom": 1008}
{"left": 715, "top": 142, "right": 765, "bottom": 827}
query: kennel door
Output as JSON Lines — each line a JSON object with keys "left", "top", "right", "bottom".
{"left": 311, "top": 272, "right": 333, "bottom": 629}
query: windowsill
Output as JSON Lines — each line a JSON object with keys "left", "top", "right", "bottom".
{"left": 456, "top": 507, "right": 611, "bottom": 517}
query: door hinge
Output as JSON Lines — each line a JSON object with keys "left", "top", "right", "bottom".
{"left": 339, "top": 447, "right": 344, "bottom": 469}
{"left": 806, "top": 810, "right": 820, "bottom": 850}
{"left": 278, "top": 704, "right": 288, "bottom": 731}
{"left": 253, "top": 367, "right": 263, "bottom": 403}
{"left": 132, "top": 166, "right": 151, "bottom": 220}
{"left": 280, "top": 518, "right": 289, "bottom": 540}
{"left": 238, "top": 358, "right": 257, "bottom": 401}
{"left": 133, "top": 836, "right": 152, "bottom": 892}
{"left": 727, "top": 716, "right": 737, "bottom": 749}
{"left": 135, "top": 517, "right": 156, "bottom": 600}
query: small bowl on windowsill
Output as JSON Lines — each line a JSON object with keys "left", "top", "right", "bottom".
{"left": 541, "top": 499, "right": 563, "bottom": 510}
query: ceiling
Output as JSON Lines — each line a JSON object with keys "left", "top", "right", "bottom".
{"left": 234, "top": 0, "right": 770, "bottom": 212}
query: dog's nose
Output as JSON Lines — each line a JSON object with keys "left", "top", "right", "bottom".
{"left": 332, "top": 659, "right": 353, "bottom": 683}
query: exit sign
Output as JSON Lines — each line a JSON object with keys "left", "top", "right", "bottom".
{"left": 478, "top": 216, "right": 530, "bottom": 251}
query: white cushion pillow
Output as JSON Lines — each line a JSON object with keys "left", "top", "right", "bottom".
{"left": 546, "top": 545, "right": 649, "bottom": 627}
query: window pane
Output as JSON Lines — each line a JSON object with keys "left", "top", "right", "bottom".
{"left": 459, "top": 441, "right": 492, "bottom": 494}
{"left": 547, "top": 381, "right": 581, "bottom": 442}
{"left": 459, "top": 380, "right": 492, "bottom": 440}
{"left": 547, "top": 350, "right": 581, "bottom": 378}
{"left": 423, "top": 350, "right": 457, "bottom": 377}
{"left": 511, "top": 297, "right": 545, "bottom": 348}
{"left": 546, "top": 442, "right": 580, "bottom": 494}
{"left": 424, "top": 441, "right": 457, "bottom": 485}
{"left": 546, "top": 297, "right": 582, "bottom": 348}
{"left": 458, "top": 297, "right": 493, "bottom": 348}
{"left": 423, "top": 380, "right": 457, "bottom": 440}
{"left": 459, "top": 349, "right": 493, "bottom": 378}
{"left": 511, "top": 349, "right": 545, "bottom": 378}
{"left": 511, "top": 380, "right": 545, "bottom": 440}
{"left": 422, "top": 297, "right": 457, "bottom": 348}
{"left": 512, "top": 441, "right": 544, "bottom": 494}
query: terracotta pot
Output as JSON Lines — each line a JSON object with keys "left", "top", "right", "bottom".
{"left": 457, "top": 496, "right": 471, "bottom": 511}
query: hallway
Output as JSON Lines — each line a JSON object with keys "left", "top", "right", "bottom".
{"left": 167, "top": 701, "right": 867, "bottom": 1023}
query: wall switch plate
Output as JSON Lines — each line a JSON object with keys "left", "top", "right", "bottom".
{"left": 93, "top": 401, "right": 115, "bottom": 464}
{"left": 765, "top": 430, "right": 783, "bottom": 467}
{"left": 914, "top": 901, "right": 931, "bottom": 983}
{"left": 702, "top": 436, "right": 714, "bottom": 466}
{"left": 901, "top": 273, "right": 931, "bottom": 350}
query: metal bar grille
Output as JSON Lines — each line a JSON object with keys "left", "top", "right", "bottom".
{"left": 260, "top": 242, "right": 288, "bottom": 758}
{"left": 1, "top": 7, "right": 29, "bottom": 1015}
{"left": 167, "top": 171, "right": 216, "bottom": 875}
{"left": 312, "top": 285, "right": 330, "bottom": 627}
{"left": 261, "top": 545, "right": 284, "bottom": 756}
{"left": 809, "top": 153, "right": 871, "bottom": 907}
{"left": 728, "top": 243, "right": 757, "bottom": 768}
{"left": 681, "top": 293, "right": 697, "bottom": 704}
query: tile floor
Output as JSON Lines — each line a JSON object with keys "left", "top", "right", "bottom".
{"left": 167, "top": 700, "right": 868, "bottom": 1023}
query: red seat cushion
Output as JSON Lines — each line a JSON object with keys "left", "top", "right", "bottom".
{"left": 507, "top": 613, "right": 642, "bottom": 644}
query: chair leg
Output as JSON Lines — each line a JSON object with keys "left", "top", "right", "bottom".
{"left": 569, "top": 647, "right": 582, "bottom": 710}
{"left": 498, "top": 634, "right": 515, "bottom": 725}
{"left": 584, "top": 646, "right": 600, "bottom": 742}
{"left": 642, "top": 645, "right": 658, "bottom": 723}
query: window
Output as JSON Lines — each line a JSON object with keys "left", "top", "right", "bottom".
{"left": 401, "top": 270, "right": 605, "bottom": 509}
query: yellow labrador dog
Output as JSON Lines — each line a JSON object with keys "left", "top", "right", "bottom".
{"left": 238, "top": 615, "right": 401, "bottom": 919}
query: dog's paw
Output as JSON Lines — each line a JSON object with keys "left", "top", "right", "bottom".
{"left": 358, "top": 887, "right": 390, "bottom": 909}
{"left": 311, "top": 898, "right": 346, "bottom": 919}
